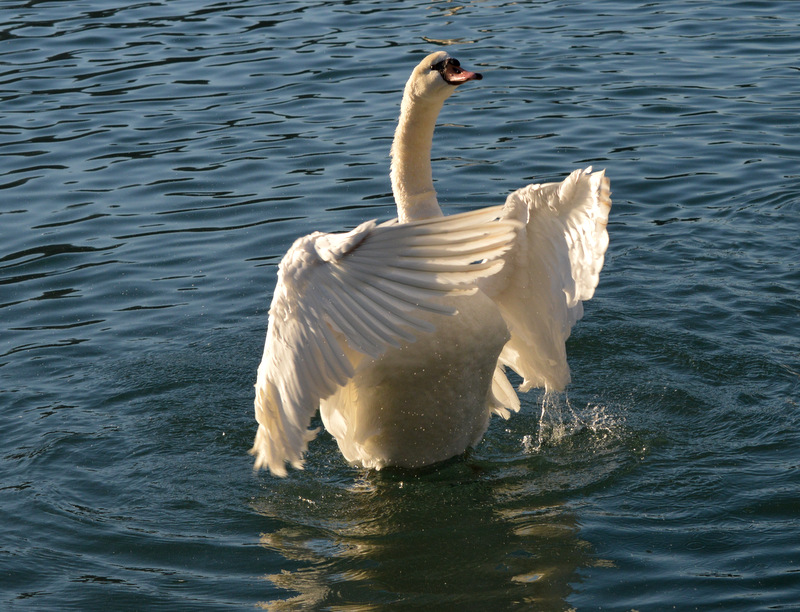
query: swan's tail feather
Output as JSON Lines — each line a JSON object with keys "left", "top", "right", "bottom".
{"left": 489, "top": 361, "right": 520, "bottom": 419}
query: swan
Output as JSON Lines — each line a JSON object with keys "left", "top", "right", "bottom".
{"left": 251, "top": 51, "right": 611, "bottom": 476}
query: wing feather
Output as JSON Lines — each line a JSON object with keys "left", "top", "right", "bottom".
{"left": 489, "top": 167, "right": 611, "bottom": 394}
{"left": 347, "top": 278, "right": 434, "bottom": 332}
{"left": 345, "top": 265, "right": 455, "bottom": 315}
{"left": 316, "top": 285, "right": 386, "bottom": 358}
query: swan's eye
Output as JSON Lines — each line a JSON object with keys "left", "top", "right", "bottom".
{"left": 431, "top": 58, "right": 459, "bottom": 75}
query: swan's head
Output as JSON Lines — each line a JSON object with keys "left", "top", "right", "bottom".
{"left": 405, "top": 51, "right": 483, "bottom": 102}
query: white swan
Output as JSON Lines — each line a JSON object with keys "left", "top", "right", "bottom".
{"left": 251, "top": 52, "right": 611, "bottom": 476}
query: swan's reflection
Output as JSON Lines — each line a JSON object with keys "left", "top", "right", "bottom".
{"left": 253, "top": 442, "right": 606, "bottom": 611}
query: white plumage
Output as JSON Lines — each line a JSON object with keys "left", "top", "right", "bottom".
{"left": 251, "top": 51, "right": 611, "bottom": 476}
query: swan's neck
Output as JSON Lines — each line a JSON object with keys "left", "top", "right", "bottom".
{"left": 390, "top": 92, "right": 446, "bottom": 223}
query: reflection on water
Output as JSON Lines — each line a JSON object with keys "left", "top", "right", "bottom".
{"left": 252, "top": 406, "right": 629, "bottom": 610}
{"left": 257, "top": 476, "right": 587, "bottom": 609}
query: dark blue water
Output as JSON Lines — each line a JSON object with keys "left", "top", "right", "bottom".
{"left": 2, "top": 1, "right": 798, "bottom": 609}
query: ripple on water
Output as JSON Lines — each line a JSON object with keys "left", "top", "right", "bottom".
{"left": 2, "top": 0, "right": 800, "bottom": 609}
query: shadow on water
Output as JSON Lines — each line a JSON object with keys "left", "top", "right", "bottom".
{"left": 250, "top": 394, "right": 633, "bottom": 611}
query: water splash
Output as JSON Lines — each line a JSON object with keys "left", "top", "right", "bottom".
{"left": 522, "top": 392, "right": 622, "bottom": 454}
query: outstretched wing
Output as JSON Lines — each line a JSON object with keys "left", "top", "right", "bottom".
{"left": 487, "top": 167, "right": 611, "bottom": 396}
{"left": 252, "top": 206, "right": 520, "bottom": 476}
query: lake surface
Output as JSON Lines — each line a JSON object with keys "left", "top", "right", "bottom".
{"left": 1, "top": 0, "right": 798, "bottom": 609}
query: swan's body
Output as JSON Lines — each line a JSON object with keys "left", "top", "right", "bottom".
{"left": 320, "top": 291, "right": 510, "bottom": 470}
{"left": 251, "top": 52, "right": 611, "bottom": 476}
